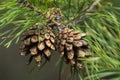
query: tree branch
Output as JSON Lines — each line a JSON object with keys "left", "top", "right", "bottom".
{"left": 17, "top": 0, "right": 43, "bottom": 15}
{"left": 65, "top": 0, "right": 101, "bottom": 27}
{"left": 17, "top": 0, "right": 101, "bottom": 30}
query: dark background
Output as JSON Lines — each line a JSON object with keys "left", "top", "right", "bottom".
{"left": 0, "top": 0, "right": 120, "bottom": 80}
{"left": 0, "top": 44, "right": 60, "bottom": 80}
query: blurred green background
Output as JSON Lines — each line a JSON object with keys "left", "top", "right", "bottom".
{"left": 0, "top": 0, "right": 120, "bottom": 80}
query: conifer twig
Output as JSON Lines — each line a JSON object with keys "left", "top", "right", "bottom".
{"left": 17, "top": 0, "right": 43, "bottom": 15}
{"left": 17, "top": 0, "right": 101, "bottom": 29}
{"left": 65, "top": 0, "right": 101, "bottom": 27}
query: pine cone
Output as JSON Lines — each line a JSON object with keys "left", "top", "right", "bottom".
{"left": 58, "top": 27, "right": 88, "bottom": 68}
{"left": 20, "top": 24, "right": 56, "bottom": 67}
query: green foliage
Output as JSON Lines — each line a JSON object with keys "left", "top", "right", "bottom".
{"left": 0, "top": 0, "right": 120, "bottom": 80}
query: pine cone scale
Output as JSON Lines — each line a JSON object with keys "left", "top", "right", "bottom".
{"left": 24, "top": 38, "right": 31, "bottom": 45}
{"left": 39, "top": 36, "right": 44, "bottom": 41}
{"left": 38, "top": 42, "right": 45, "bottom": 51}
{"left": 73, "top": 41, "right": 83, "bottom": 47}
{"left": 20, "top": 50, "right": 27, "bottom": 56}
{"left": 31, "top": 35, "right": 38, "bottom": 43}
{"left": 45, "top": 40, "right": 52, "bottom": 47}
{"left": 65, "top": 43, "right": 73, "bottom": 51}
{"left": 34, "top": 55, "right": 42, "bottom": 62}
{"left": 50, "top": 44, "right": 55, "bottom": 50}
{"left": 66, "top": 37, "right": 74, "bottom": 43}
{"left": 50, "top": 37, "right": 55, "bottom": 43}
{"left": 44, "top": 49, "right": 51, "bottom": 58}
{"left": 61, "top": 39, "right": 66, "bottom": 45}
{"left": 30, "top": 47, "right": 38, "bottom": 55}
{"left": 67, "top": 51, "right": 74, "bottom": 59}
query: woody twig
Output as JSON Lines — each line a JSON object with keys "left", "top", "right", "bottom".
{"left": 65, "top": 0, "right": 101, "bottom": 27}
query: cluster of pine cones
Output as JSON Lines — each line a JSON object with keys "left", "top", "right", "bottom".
{"left": 19, "top": 8, "right": 89, "bottom": 68}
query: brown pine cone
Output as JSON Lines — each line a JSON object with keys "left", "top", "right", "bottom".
{"left": 58, "top": 27, "right": 89, "bottom": 68}
{"left": 20, "top": 23, "right": 56, "bottom": 67}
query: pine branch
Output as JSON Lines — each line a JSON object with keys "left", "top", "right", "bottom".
{"left": 17, "top": 1, "right": 62, "bottom": 26}
{"left": 17, "top": 0, "right": 43, "bottom": 15}
{"left": 65, "top": 0, "right": 101, "bottom": 27}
